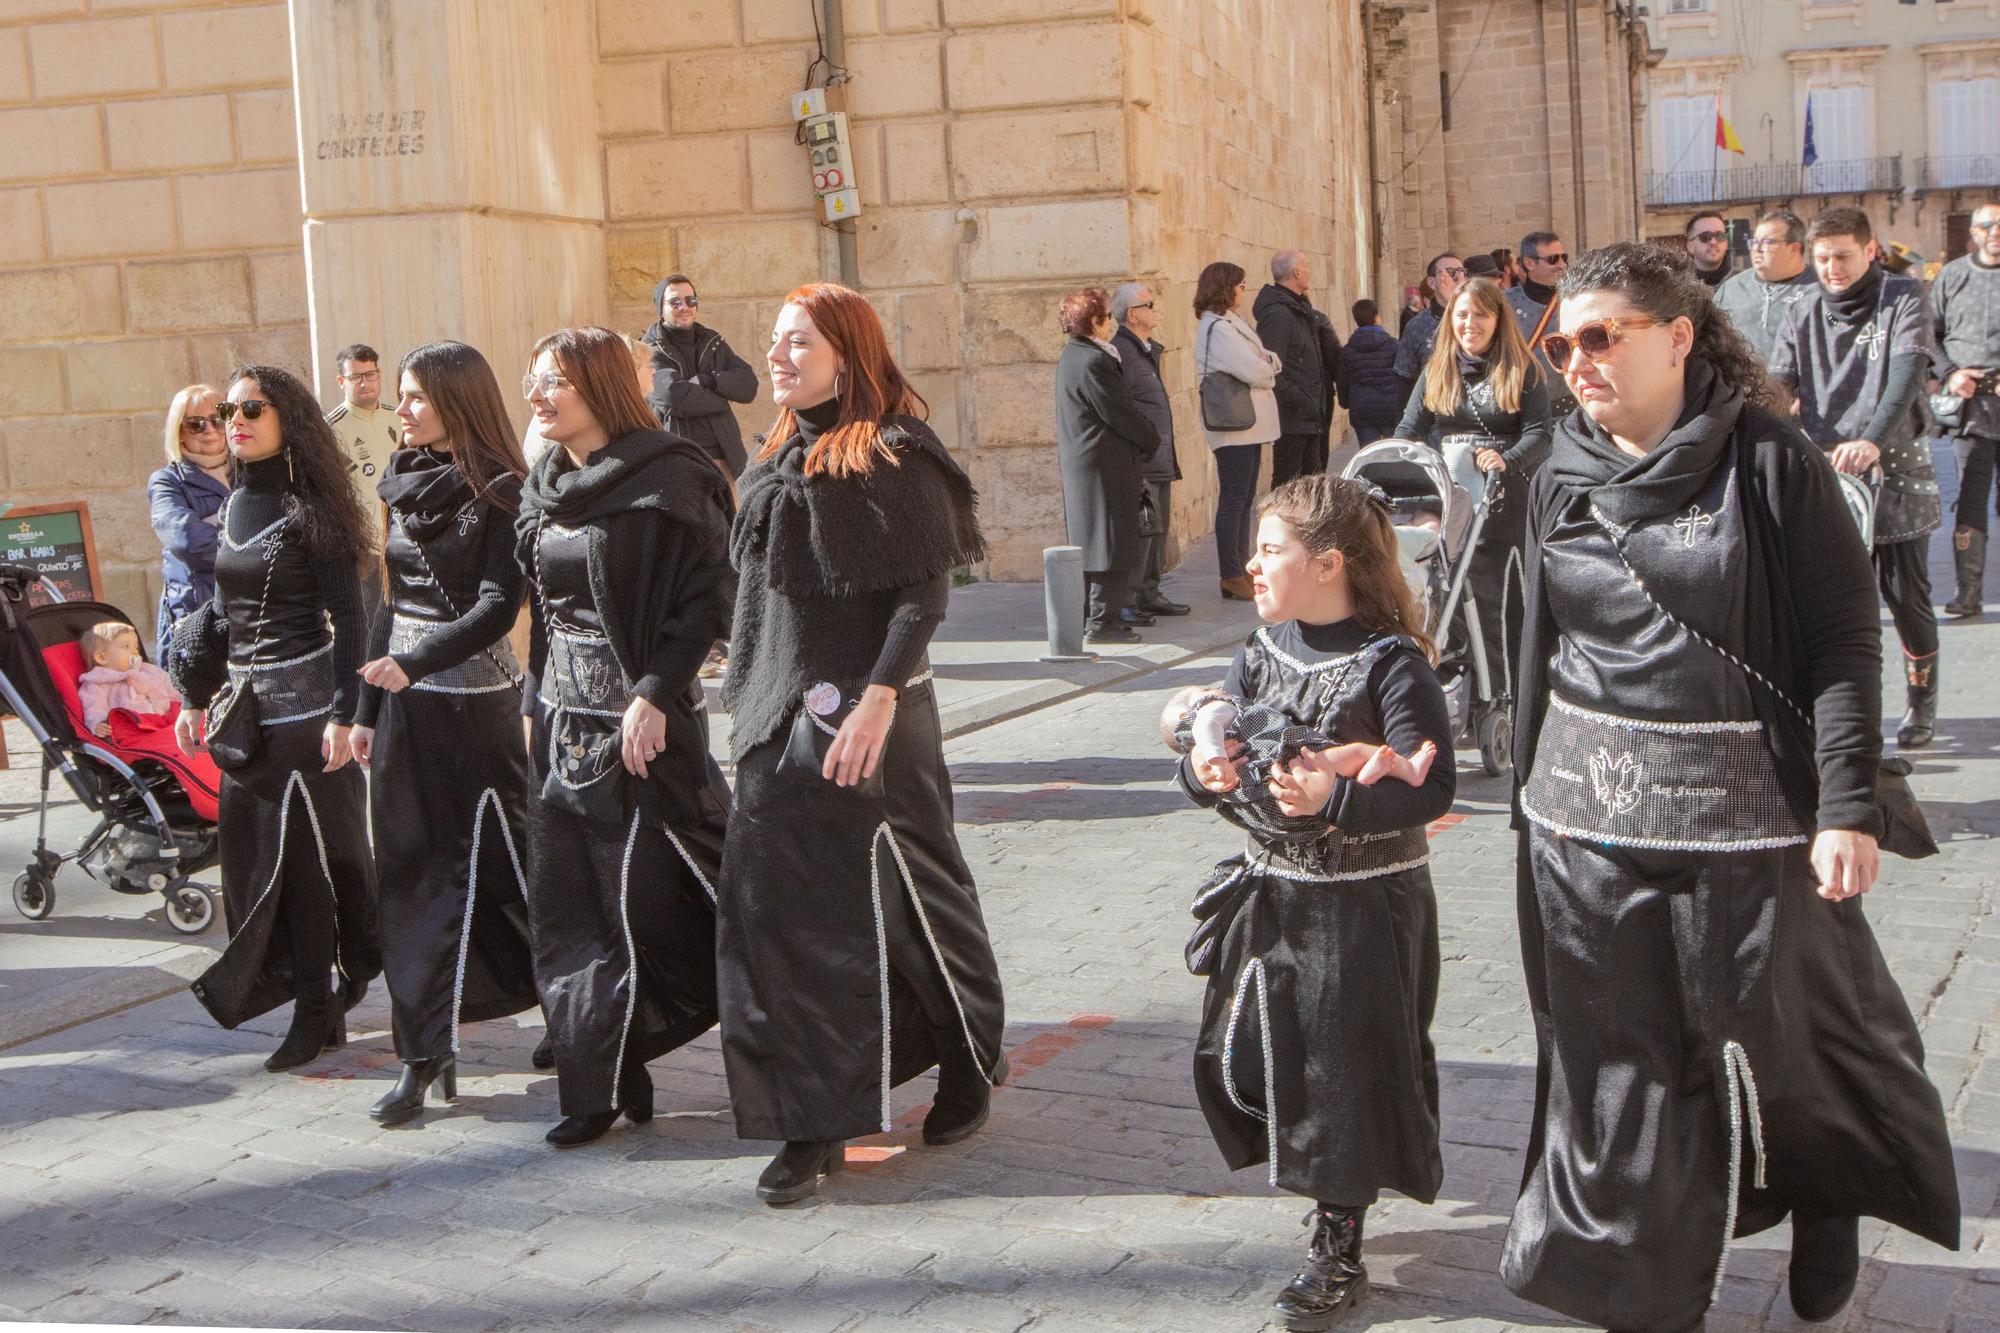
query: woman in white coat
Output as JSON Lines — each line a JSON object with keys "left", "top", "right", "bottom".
{"left": 1193, "top": 261, "right": 1282, "bottom": 599}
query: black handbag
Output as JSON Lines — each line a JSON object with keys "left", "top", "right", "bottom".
{"left": 201, "top": 499, "right": 279, "bottom": 774}
{"left": 1199, "top": 318, "right": 1257, "bottom": 433}
{"left": 776, "top": 682, "right": 886, "bottom": 800}
{"left": 540, "top": 704, "right": 631, "bottom": 825}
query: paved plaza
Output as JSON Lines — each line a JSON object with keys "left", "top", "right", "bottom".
{"left": 0, "top": 549, "right": 1995, "bottom": 1331}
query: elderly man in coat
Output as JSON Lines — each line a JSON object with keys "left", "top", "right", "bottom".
{"left": 1110, "top": 281, "right": 1189, "bottom": 620}
{"left": 1057, "top": 286, "right": 1162, "bottom": 645}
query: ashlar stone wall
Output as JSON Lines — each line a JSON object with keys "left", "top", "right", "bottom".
{"left": 0, "top": 0, "right": 309, "bottom": 621}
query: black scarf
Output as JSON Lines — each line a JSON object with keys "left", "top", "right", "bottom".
{"left": 1821, "top": 261, "right": 1884, "bottom": 326}
{"left": 377, "top": 448, "right": 471, "bottom": 541}
{"left": 1548, "top": 358, "right": 1742, "bottom": 527}
{"left": 517, "top": 428, "right": 718, "bottom": 534}
{"left": 1455, "top": 349, "right": 1488, "bottom": 383}
{"left": 1696, "top": 262, "right": 1730, "bottom": 290}
{"left": 1523, "top": 278, "right": 1557, "bottom": 306}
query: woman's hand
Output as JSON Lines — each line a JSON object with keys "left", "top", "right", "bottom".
{"left": 350, "top": 725, "right": 374, "bottom": 770}
{"left": 359, "top": 656, "right": 411, "bottom": 693}
{"left": 1475, "top": 448, "right": 1507, "bottom": 473}
{"left": 621, "top": 695, "right": 668, "bottom": 778}
{"left": 1829, "top": 440, "right": 1881, "bottom": 475}
{"left": 176, "top": 709, "right": 206, "bottom": 757}
{"left": 1810, "top": 828, "right": 1879, "bottom": 901}
{"left": 322, "top": 722, "right": 353, "bottom": 773}
{"left": 1268, "top": 750, "right": 1339, "bottom": 818}
{"left": 824, "top": 684, "right": 898, "bottom": 788}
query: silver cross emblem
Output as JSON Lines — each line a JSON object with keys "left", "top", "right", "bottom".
{"left": 1855, "top": 321, "right": 1888, "bottom": 362}
{"left": 1673, "top": 504, "right": 1713, "bottom": 547}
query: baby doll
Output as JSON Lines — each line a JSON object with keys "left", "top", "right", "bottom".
{"left": 1160, "top": 684, "right": 1438, "bottom": 793}
{"left": 77, "top": 621, "right": 179, "bottom": 737}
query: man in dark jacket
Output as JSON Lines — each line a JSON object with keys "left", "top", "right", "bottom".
{"left": 1395, "top": 253, "right": 1465, "bottom": 398}
{"left": 1253, "top": 250, "right": 1343, "bottom": 484}
{"left": 641, "top": 274, "right": 759, "bottom": 479}
{"left": 1111, "top": 281, "right": 1189, "bottom": 620}
{"left": 1336, "top": 300, "right": 1402, "bottom": 446}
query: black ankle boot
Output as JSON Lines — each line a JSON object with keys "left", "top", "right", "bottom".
{"left": 370, "top": 1055, "right": 457, "bottom": 1126}
{"left": 530, "top": 1032, "right": 556, "bottom": 1070}
{"left": 1898, "top": 651, "right": 1939, "bottom": 748}
{"left": 545, "top": 1110, "right": 620, "bottom": 1148}
{"left": 756, "top": 1139, "right": 845, "bottom": 1205}
{"left": 1946, "top": 528, "right": 1986, "bottom": 618}
{"left": 1272, "top": 1205, "right": 1369, "bottom": 1331}
{"left": 1788, "top": 1212, "right": 1860, "bottom": 1323}
{"left": 924, "top": 1047, "right": 1009, "bottom": 1147}
{"left": 264, "top": 993, "right": 344, "bottom": 1072}
{"left": 619, "top": 1062, "right": 653, "bottom": 1125}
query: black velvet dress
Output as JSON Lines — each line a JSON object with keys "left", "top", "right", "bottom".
{"left": 181, "top": 454, "right": 380, "bottom": 1028}
{"left": 516, "top": 429, "right": 735, "bottom": 1118}
{"left": 718, "top": 409, "right": 1006, "bottom": 1142}
{"left": 1502, "top": 368, "right": 1960, "bottom": 1333}
{"left": 1181, "top": 619, "right": 1455, "bottom": 1206}
{"left": 356, "top": 449, "right": 539, "bottom": 1062}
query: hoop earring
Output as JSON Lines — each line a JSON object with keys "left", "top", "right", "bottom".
{"left": 833, "top": 370, "right": 845, "bottom": 397}
{"left": 285, "top": 443, "right": 294, "bottom": 486}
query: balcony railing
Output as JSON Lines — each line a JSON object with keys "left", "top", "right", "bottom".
{"left": 1916, "top": 155, "right": 2000, "bottom": 191}
{"left": 1643, "top": 155, "right": 1903, "bottom": 208}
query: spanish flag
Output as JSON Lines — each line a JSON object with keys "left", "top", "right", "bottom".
{"left": 1715, "top": 92, "right": 1745, "bottom": 154}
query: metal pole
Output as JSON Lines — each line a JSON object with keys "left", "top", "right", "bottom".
{"left": 1565, "top": 0, "right": 1587, "bottom": 248}
{"left": 1039, "top": 546, "right": 1093, "bottom": 662}
{"left": 1361, "top": 0, "right": 1383, "bottom": 300}
{"left": 821, "top": 0, "right": 861, "bottom": 287}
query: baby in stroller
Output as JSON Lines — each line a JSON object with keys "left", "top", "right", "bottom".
{"left": 77, "top": 620, "right": 178, "bottom": 738}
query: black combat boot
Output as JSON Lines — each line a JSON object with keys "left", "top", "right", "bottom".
{"left": 1272, "top": 1204, "right": 1369, "bottom": 1330}
{"left": 1945, "top": 528, "right": 1986, "bottom": 617}
{"left": 1897, "top": 651, "right": 1939, "bottom": 748}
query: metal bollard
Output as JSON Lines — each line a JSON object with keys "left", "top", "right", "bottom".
{"left": 1039, "top": 545, "right": 1093, "bottom": 661}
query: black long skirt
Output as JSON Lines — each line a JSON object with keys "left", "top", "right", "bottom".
{"left": 370, "top": 687, "right": 539, "bottom": 1061}
{"left": 717, "top": 682, "right": 1007, "bottom": 1142}
{"left": 1193, "top": 861, "right": 1443, "bottom": 1205}
{"left": 524, "top": 796, "right": 724, "bottom": 1118}
{"left": 191, "top": 719, "right": 380, "bottom": 1028}
{"left": 1502, "top": 829, "right": 1960, "bottom": 1333}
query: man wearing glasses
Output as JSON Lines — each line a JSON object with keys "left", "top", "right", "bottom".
{"left": 1394, "top": 252, "right": 1465, "bottom": 395}
{"left": 640, "top": 273, "right": 760, "bottom": 480}
{"left": 1684, "top": 211, "right": 1733, "bottom": 291}
{"left": 326, "top": 342, "right": 399, "bottom": 627}
{"left": 1931, "top": 201, "right": 2000, "bottom": 617}
{"left": 1506, "top": 232, "right": 1574, "bottom": 412}
{"left": 1715, "top": 209, "right": 1817, "bottom": 363}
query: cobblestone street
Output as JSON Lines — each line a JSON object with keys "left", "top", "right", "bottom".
{"left": 0, "top": 600, "right": 1994, "bottom": 1332}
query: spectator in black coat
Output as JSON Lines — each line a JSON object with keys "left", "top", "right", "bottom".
{"left": 1252, "top": 249, "right": 1343, "bottom": 483}
{"left": 1337, "top": 300, "right": 1403, "bottom": 446}
{"left": 641, "top": 273, "right": 759, "bottom": 478}
{"left": 1056, "top": 286, "right": 1160, "bottom": 644}
{"left": 1111, "top": 281, "right": 1189, "bottom": 619}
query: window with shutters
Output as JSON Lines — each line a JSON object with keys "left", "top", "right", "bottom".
{"left": 1803, "top": 84, "right": 1870, "bottom": 192}
{"left": 1931, "top": 78, "right": 1999, "bottom": 186}
{"left": 1653, "top": 95, "right": 1718, "bottom": 202}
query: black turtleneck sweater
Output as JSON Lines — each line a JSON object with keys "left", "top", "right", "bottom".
{"left": 1521, "top": 278, "right": 1557, "bottom": 307}
{"left": 1696, "top": 262, "right": 1730, "bottom": 291}
{"left": 220, "top": 453, "right": 366, "bottom": 724}
{"left": 792, "top": 399, "right": 947, "bottom": 692}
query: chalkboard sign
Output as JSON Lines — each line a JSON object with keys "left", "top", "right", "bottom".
{"left": 1, "top": 502, "right": 102, "bottom": 608}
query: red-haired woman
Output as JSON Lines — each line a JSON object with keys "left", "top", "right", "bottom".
{"left": 513, "top": 326, "right": 736, "bottom": 1148}
{"left": 719, "top": 283, "right": 1006, "bottom": 1205}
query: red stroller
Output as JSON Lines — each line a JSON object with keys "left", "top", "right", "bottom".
{"left": 1, "top": 563, "right": 220, "bottom": 933}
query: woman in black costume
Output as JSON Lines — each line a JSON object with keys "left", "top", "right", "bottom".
{"left": 514, "top": 326, "right": 735, "bottom": 1149}
{"left": 720, "top": 282, "right": 1006, "bottom": 1206}
{"left": 170, "top": 365, "right": 380, "bottom": 1071}
{"left": 1172, "top": 476, "right": 1454, "bottom": 1331}
{"left": 1503, "top": 242, "right": 1959, "bottom": 1332}
{"left": 348, "top": 341, "right": 541, "bottom": 1125}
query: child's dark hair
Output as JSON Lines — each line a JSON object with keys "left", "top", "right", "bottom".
{"left": 1257, "top": 475, "right": 1437, "bottom": 663}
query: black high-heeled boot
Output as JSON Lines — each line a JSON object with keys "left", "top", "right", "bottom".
{"left": 1788, "top": 1212, "right": 1860, "bottom": 1323}
{"left": 370, "top": 1055, "right": 457, "bottom": 1126}
{"left": 923, "top": 1045, "right": 1009, "bottom": 1146}
{"left": 756, "top": 1139, "right": 845, "bottom": 1205}
{"left": 544, "top": 1061, "right": 651, "bottom": 1147}
{"left": 1272, "top": 1204, "right": 1369, "bottom": 1331}
{"left": 264, "top": 988, "right": 345, "bottom": 1073}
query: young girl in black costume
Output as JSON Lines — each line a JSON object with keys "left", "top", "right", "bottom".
{"left": 170, "top": 365, "right": 380, "bottom": 1072}
{"left": 1171, "top": 475, "right": 1455, "bottom": 1332}
{"left": 349, "top": 341, "right": 541, "bottom": 1126}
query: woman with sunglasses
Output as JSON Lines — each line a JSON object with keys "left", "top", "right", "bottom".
{"left": 514, "top": 326, "right": 735, "bottom": 1149}
{"left": 1500, "top": 243, "right": 1958, "bottom": 1333}
{"left": 148, "top": 385, "right": 231, "bottom": 663}
{"left": 346, "top": 341, "right": 542, "bottom": 1126}
{"left": 1393, "top": 276, "right": 1550, "bottom": 704}
{"left": 169, "top": 366, "right": 381, "bottom": 1073}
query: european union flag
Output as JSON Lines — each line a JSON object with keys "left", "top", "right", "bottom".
{"left": 1802, "top": 92, "right": 1819, "bottom": 167}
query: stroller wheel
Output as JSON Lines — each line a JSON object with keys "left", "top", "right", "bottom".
{"left": 1477, "top": 708, "right": 1514, "bottom": 779}
{"left": 165, "top": 881, "right": 215, "bottom": 935}
{"left": 13, "top": 872, "right": 55, "bottom": 921}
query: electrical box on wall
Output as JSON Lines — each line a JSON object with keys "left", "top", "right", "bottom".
{"left": 792, "top": 88, "right": 861, "bottom": 224}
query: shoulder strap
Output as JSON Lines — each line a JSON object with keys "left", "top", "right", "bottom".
{"left": 1527, "top": 296, "right": 1558, "bottom": 352}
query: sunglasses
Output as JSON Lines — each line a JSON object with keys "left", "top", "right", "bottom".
{"left": 665, "top": 297, "right": 699, "bottom": 310}
{"left": 1539, "top": 316, "right": 1661, "bottom": 365}
{"left": 1439, "top": 265, "right": 1467, "bottom": 280}
{"left": 1689, "top": 230, "right": 1728, "bottom": 245}
{"left": 216, "top": 399, "right": 271, "bottom": 423}
{"left": 1527, "top": 252, "right": 1568, "bottom": 266}
{"left": 521, "top": 371, "right": 571, "bottom": 399}
{"left": 180, "top": 414, "right": 223, "bottom": 434}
